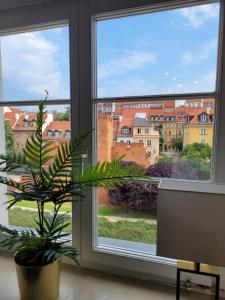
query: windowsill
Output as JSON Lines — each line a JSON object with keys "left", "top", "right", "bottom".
{"left": 96, "top": 237, "right": 176, "bottom": 267}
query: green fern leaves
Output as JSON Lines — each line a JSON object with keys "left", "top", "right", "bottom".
{"left": 0, "top": 97, "right": 146, "bottom": 266}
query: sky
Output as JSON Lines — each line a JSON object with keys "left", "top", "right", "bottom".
{"left": 0, "top": 1, "right": 220, "bottom": 102}
{"left": 1, "top": 26, "right": 70, "bottom": 101}
{"left": 97, "top": 2, "right": 220, "bottom": 97}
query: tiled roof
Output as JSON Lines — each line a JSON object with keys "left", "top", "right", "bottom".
{"left": 44, "top": 121, "right": 71, "bottom": 132}
{"left": 13, "top": 112, "right": 48, "bottom": 130}
{"left": 4, "top": 112, "right": 19, "bottom": 128}
{"left": 8, "top": 107, "right": 23, "bottom": 114}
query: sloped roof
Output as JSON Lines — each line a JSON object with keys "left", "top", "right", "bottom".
{"left": 44, "top": 121, "right": 71, "bottom": 132}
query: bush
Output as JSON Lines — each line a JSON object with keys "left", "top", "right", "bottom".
{"left": 181, "top": 143, "right": 211, "bottom": 160}
{"left": 146, "top": 159, "right": 198, "bottom": 180}
{"left": 108, "top": 182, "right": 158, "bottom": 213}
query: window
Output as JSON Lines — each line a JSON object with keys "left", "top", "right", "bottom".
{"left": 65, "top": 130, "right": 71, "bottom": 138}
{"left": 1, "top": 26, "right": 70, "bottom": 101}
{"left": 0, "top": 0, "right": 224, "bottom": 286}
{"left": 147, "top": 140, "right": 151, "bottom": 146}
{"left": 145, "top": 128, "right": 149, "bottom": 134}
{"left": 200, "top": 114, "right": 207, "bottom": 122}
{"left": 96, "top": 98, "right": 215, "bottom": 254}
{"left": 97, "top": 3, "right": 219, "bottom": 97}
{"left": 200, "top": 128, "right": 207, "bottom": 135}
{"left": 0, "top": 24, "right": 71, "bottom": 235}
{"left": 94, "top": 0, "right": 220, "bottom": 259}
{"left": 137, "top": 128, "right": 141, "bottom": 134}
{"left": 200, "top": 139, "right": 206, "bottom": 144}
{"left": 122, "top": 127, "right": 130, "bottom": 134}
{"left": 2, "top": 104, "right": 71, "bottom": 232}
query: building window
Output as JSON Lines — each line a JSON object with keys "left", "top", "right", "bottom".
{"left": 200, "top": 114, "right": 207, "bottom": 122}
{"left": 200, "top": 128, "right": 207, "bottom": 135}
{"left": 122, "top": 127, "right": 130, "bottom": 134}
{"left": 137, "top": 128, "right": 141, "bottom": 134}
{"left": 145, "top": 128, "right": 149, "bottom": 134}
{"left": 65, "top": 130, "right": 71, "bottom": 138}
{"left": 147, "top": 140, "right": 151, "bottom": 146}
{"left": 139, "top": 139, "right": 143, "bottom": 143}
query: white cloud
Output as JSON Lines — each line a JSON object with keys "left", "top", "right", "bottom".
{"left": 181, "top": 51, "right": 193, "bottom": 65}
{"left": 1, "top": 31, "right": 69, "bottom": 99}
{"left": 179, "top": 3, "right": 219, "bottom": 28}
{"left": 98, "top": 79, "right": 154, "bottom": 97}
{"left": 98, "top": 50, "right": 157, "bottom": 80}
{"left": 180, "top": 38, "right": 217, "bottom": 65}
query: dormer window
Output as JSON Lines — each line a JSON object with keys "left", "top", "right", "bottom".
{"left": 200, "top": 114, "right": 207, "bottom": 122}
{"left": 121, "top": 127, "right": 130, "bottom": 134}
{"left": 48, "top": 130, "right": 61, "bottom": 137}
{"left": 55, "top": 130, "right": 61, "bottom": 137}
{"left": 48, "top": 130, "right": 54, "bottom": 137}
{"left": 65, "top": 130, "right": 71, "bottom": 138}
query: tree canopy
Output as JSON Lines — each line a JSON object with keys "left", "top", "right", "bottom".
{"left": 181, "top": 143, "right": 211, "bottom": 160}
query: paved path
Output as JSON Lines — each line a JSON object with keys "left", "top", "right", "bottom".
{"left": 103, "top": 216, "right": 157, "bottom": 224}
{"left": 13, "top": 206, "right": 157, "bottom": 224}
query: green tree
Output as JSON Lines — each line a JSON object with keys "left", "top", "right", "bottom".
{"left": 181, "top": 143, "right": 211, "bottom": 160}
{"left": 4, "top": 120, "right": 15, "bottom": 154}
{"left": 172, "top": 137, "right": 183, "bottom": 152}
{"left": 154, "top": 124, "right": 164, "bottom": 152}
{"left": 53, "top": 106, "right": 71, "bottom": 121}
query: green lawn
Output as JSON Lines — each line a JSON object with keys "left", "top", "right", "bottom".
{"left": 8, "top": 208, "right": 157, "bottom": 244}
{"left": 9, "top": 208, "right": 72, "bottom": 233}
{"left": 12, "top": 199, "right": 157, "bottom": 221}
{"left": 14, "top": 200, "right": 71, "bottom": 213}
{"left": 98, "top": 217, "right": 157, "bottom": 244}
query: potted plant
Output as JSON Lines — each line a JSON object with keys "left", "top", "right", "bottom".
{"left": 0, "top": 100, "right": 145, "bottom": 300}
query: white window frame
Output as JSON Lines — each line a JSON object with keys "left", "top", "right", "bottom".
{"left": 87, "top": 0, "right": 225, "bottom": 283}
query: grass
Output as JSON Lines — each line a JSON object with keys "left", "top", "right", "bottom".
{"left": 8, "top": 208, "right": 157, "bottom": 244}
{"left": 98, "top": 206, "right": 157, "bottom": 220}
{"left": 12, "top": 198, "right": 157, "bottom": 221}
{"left": 98, "top": 217, "right": 157, "bottom": 244}
{"left": 9, "top": 208, "right": 72, "bottom": 233}
{"left": 13, "top": 199, "right": 71, "bottom": 213}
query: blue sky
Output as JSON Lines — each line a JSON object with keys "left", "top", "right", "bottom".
{"left": 0, "top": 2, "right": 220, "bottom": 101}
{"left": 97, "top": 2, "right": 220, "bottom": 97}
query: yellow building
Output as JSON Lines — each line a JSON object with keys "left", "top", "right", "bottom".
{"left": 183, "top": 111, "right": 213, "bottom": 146}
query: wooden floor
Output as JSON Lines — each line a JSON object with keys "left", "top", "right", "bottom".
{"left": 0, "top": 253, "right": 216, "bottom": 300}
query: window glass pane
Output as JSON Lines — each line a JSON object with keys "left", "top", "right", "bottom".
{"left": 96, "top": 98, "right": 214, "bottom": 254}
{"left": 97, "top": 2, "right": 220, "bottom": 97}
{"left": 1, "top": 105, "right": 72, "bottom": 234}
{"left": 1, "top": 25, "right": 70, "bottom": 100}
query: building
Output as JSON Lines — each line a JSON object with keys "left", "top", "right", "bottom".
{"left": 132, "top": 116, "right": 159, "bottom": 164}
{"left": 183, "top": 110, "right": 214, "bottom": 146}
{"left": 12, "top": 112, "right": 53, "bottom": 151}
